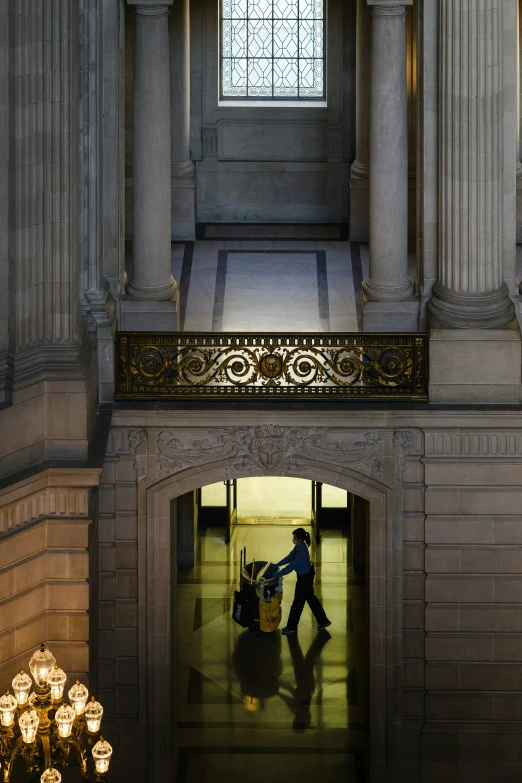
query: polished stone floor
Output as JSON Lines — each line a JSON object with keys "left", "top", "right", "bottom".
{"left": 176, "top": 522, "right": 368, "bottom": 783}
{"left": 169, "top": 239, "right": 369, "bottom": 332}
{"left": 125, "top": 234, "right": 426, "bottom": 333}
{"left": 126, "top": 236, "right": 522, "bottom": 335}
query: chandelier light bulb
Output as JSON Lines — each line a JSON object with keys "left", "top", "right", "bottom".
{"left": 68, "top": 680, "right": 89, "bottom": 716}
{"left": 47, "top": 665, "right": 67, "bottom": 701}
{"left": 12, "top": 669, "right": 32, "bottom": 706}
{"left": 40, "top": 769, "right": 62, "bottom": 783}
{"left": 54, "top": 703, "right": 75, "bottom": 738}
{"left": 85, "top": 696, "right": 103, "bottom": 734}
{"left": 28, "top": 644, "right": 56, "bottom": 690}
{"left": 0, "top": 691, "right": 17, "bottom": 727}
{"left": 19, "top": 709, "right": 39, "bottom": 744}
{"left": 92, "top": 737, "right": 113, "bottom": 774}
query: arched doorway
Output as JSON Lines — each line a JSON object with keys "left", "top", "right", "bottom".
{"left": 174, "top": 475, "right": 370, "bottom": 783}
{"left": 142, "top": 457, "right": 397, "bottom": 783}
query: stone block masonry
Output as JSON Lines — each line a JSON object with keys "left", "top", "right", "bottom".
{"left": 0, "top": 468, "right": 100, "bottom": 686}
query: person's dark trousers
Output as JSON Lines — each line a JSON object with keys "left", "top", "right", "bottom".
{"left": 287, "top": 567, "right": 328, "bottom": 630}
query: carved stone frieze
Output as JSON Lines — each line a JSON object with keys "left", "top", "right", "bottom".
{"left": 393, "top": 430, "right": 414, "bottom": 481}
{"left": 129, "top": 429, "right": 148, "bottom": 481}
{"left": 156, "top": 425, "right": 383, "bottom": 479}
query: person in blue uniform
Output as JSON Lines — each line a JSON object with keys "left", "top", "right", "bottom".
{"left": 274, "top": 527, "right": 331, "bottom": 635}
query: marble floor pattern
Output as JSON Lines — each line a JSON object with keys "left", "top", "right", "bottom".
{"left": 166, "top": 239, "right": 369, "bottom": 332}
{"left": 176, "top": 523, "right": 369, "bottom": 783}
{"left": 125, "top": 235, "right": 423, "bottom": 333}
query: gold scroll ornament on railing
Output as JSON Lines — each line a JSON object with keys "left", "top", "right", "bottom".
{"left": 115, "top": 333, "right": 428, "bottom": 401}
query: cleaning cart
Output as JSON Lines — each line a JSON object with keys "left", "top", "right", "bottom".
{"left": 232, "top": 547, "right": 283, "bottom": 634}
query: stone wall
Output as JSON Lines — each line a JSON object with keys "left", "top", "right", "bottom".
{"left": 95, "top": 427, "right": 146, "bottom": 782}
{"left": 415, "top": 430, "right": 522, "bottom": 783}
{"left": 95, "top": 411, "right": 522, "bottom": 782}
{"left": 0, "top": 468, "right": 100, "bottom": 686}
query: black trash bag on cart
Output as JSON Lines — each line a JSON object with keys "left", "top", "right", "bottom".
{"left": 232, "top": 586, "right": 258, "bottom": 628}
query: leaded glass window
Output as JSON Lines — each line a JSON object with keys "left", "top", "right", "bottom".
{"left": 221, "top": 0, "right": 325, "bottom": 100}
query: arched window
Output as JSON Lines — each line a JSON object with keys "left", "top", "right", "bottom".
{"left": 221, "top": 0, "right": 325, "bottom": 100}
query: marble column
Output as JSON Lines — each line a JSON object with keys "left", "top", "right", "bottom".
{"left": 127, "top": 1, "right": 176, "bottom": 301}
{"left": 349, "top": 0, "right": 372, "bottom": 240}
{"left": 169, "top": 0, "right": 196, "bottom": 239}
{"left": 427, "top": 0, "right": 514, "bottom": 328}
{"left": 362, "top": 1, "right": 414, "bottom": 330}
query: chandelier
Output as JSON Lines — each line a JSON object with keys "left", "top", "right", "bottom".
{"left": 0, "top": 643, "right": 112, "bottom": 781}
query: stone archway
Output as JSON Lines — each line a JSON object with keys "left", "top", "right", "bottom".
{"left": 136, "top": 425, "right": 403, "bottom": 783}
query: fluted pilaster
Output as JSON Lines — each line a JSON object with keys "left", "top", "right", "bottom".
{"left": 12, "top": 0, "right": 81, "bottom": 353}
{"left": 427, "top": 0, "right": 514, "bottom": 328}
{"left": 0, "top": 0, "right": 11, "bottom": 404}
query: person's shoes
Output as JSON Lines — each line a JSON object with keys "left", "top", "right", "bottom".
{"left": 317, "top": 620, "right": 332, "bottom": 631}
{"left": 281, "top": 627, "right": 297, "bottom": 635}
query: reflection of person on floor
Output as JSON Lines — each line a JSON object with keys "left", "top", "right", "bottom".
{"left": 274, "top": 527, "right": 331, "bottom": 635}
{"left": 279, "top": 631, "right": 332, "bottom": 732}
{"left": 233, "top": 629, "right": 282, "bottom": 711}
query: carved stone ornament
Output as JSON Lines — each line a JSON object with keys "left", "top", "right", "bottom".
{"left": 393, "top": 430, "right": 413, "bottom": 481}
{"left": 156, "top": 425, "right": 383, "bottom": 479}
{"left": 129, "top": 429, "right": 148, "bottom": 481}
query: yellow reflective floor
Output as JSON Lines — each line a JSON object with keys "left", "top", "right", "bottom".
{"left": 176, "top": 524, "right": 368, "bottom": 782}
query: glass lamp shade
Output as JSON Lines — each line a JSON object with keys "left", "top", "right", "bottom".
{"left": 47, "top": 665, "right": 66, "bottom": 701}
{"left": 0, "top": 691, "right": 17, "bottom": 727}
{"left": 92, "top": 737, "right": 112, "bottom": 774}
{"left": 12, "top": 669, "right": 32, "bottom": 706}
{"left": 41, "top": 769, "right": 62, "bottom": 783}
{"left": 85, "top": 697, "right": 103, "bottom": 733}
{"left": 68, "top": 680, "right": 88, "bottom": 716}
{"left": 28, "top": 645, "right": 56, "bottom": 689}
{"left": 54, "top": 703, "right": 75, "bottom": 738}
{"left": 19, "top": 709, "right": 39, "bottom": 743}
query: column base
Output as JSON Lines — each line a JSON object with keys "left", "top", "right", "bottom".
{"left": 126, "top": 275, "right": 178, "bottom": 301}
{"left": 120, "top": 296, "right": 179, "bottom": 331}
{"left": 362, "top": 294, "right": 419, "bottom": 332}
{"left": 428, "top": 319, "right": 522, "bottom": 403}
{"left": 427, "top": 281, "right": 515, "bottom": 328}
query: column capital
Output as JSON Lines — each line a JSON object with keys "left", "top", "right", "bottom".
{"left": 366, "top": 0, "right": 413, "bottom": 4}
{"left": 127, "top": 0, "right": 173, "bottom": 8}
{"left": 367, "top": 0, "right": 412, "bottom": 16}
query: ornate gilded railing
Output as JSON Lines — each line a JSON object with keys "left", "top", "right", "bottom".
{"left": 115, "top": 332, "right": 428, "bottom": 401}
